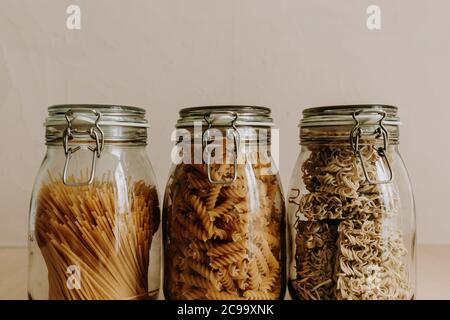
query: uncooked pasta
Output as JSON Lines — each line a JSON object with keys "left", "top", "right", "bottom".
{"left": 289, "top": 143, "right": 412, "bottom": 300}
{"left": 163, "top": 162, "right": 284, "bottom": 300}
{"left": 35, "top": 174, "right": 160, "bottom": 300}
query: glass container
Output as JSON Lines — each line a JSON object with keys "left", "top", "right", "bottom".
{"left": 28, "top": 105, "right": 161, "bottom": 300}
{"left": 287, "top": 105, "right": 416, "bottom": 300}
{"left": 163, "top": 106, "right": 286, "bottom": 300}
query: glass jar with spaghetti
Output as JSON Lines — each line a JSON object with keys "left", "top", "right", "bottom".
{"left": 287, "top": 105, "right": 416, "bottom": 300}
{"left": 28, "top": 105, "right": 161, "bottom": 300}
{"left": 163, "top": 106, "right": 286, "bottom": 300}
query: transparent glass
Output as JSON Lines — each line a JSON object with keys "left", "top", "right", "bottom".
{"left": 28, "top": 144, "right": 161, "bottom": 300}
{"left": 287, "top": 142, "right": 416, "bottom": 300}
{"left": 163, "top": 138, "right": 286, "bottom": 300}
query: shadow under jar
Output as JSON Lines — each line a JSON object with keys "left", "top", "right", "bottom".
{"left": 163, "top": 106, "right": 286, "bottom": 300}
{"left": 287, "top": 105, "right": 416, "bottom": 300}
{"left": 28, "top": 105, "right": 161, "bottom": 300}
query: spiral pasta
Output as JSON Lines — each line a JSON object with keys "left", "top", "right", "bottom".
{"left": 164, "top": 161, "right": 284, "bottom": 300}
{"left": 289, "top": 144, "right": 412, "bottom": 300}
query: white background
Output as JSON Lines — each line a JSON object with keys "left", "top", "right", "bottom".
{"left": 0, "top": 0, "right": 449, "bottom": 246}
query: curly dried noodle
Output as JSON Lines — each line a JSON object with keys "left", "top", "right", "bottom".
{"left": 164, "top": 155, "right": 283, "bottom": 300}
{"left": 289, "top": 143, "right": 412, "bottom": 300}
{"left": 35, "top": 173, "right": 160, "bottom": 300}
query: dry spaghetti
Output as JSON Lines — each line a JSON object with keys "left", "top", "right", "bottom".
{"left": 35, "top": 175, "right": 160, "bottom": 300}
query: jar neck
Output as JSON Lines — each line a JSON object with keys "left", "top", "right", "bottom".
{"left": 299, "top": 124, "right": 399, "bottom": 146}
{"left": 175, "top": 126, "right": 273, "bottom": 146}
{"left": 299, "top": 105, "right": 400, "bottom": 146}
{"left": 173, "top": 126, "right": 274, "bottom": 167}
{"left": 46, "top": 142, "right": 147, "bottom": 149}
{"left": 46, "top": 126, "right": 148, "bottom": 146}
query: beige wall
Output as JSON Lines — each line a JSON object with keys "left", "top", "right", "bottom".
{"left": 0, "top": 0, "right": 449, "bottom": 245}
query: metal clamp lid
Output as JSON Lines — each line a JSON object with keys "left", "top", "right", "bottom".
{"left": 300, "top": 104, "right": 401, "bottom": 127}
{"left": 350, "top": 110, "right": 393, "bottom": 185}
{"left": 176, "top": 105, "right": 274, "bottom": 128}
{"left": 45, "top": 105, "right": 149, "bottom": 144}
{"left": 62, "top": 109, "right": 104, "bottom": 186}
{"left": 202, "top": 111, "right": 241, "bottom": 185}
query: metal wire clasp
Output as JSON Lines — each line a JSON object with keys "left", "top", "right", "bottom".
{"left": 202, "top": 112, "right": 240, "bottom": 184}
{"left": 350, "top": 110, "right": 393, "bottom": 185}
{"left": 62, "top": 109, "right": 104, "bottom": 186}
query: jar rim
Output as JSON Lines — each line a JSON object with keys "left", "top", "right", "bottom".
{"left": 48, "top": 104, "right": 146, "bottom": 115}
{"left": 300, "top": 104, "right": 401, "bottom": 128}
{"left": 176, "top": 105, "right": 274, "bottom": 128}
{"left": 303, "top": 104, "right": 397, "bottom": 115}
{"left": 45, "top": 104, "right": 149, "bottom": 128}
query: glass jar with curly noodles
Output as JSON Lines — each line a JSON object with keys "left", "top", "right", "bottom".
{"left": 287, "top": 105, "right": 416, "bottom": 300}
{"left": 163, "top": 106, "right": 286, "bottom": 300}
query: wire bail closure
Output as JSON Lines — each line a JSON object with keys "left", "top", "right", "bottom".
{"left": 202, "top": 112, "right": 240, "bottom": 185}
{"left": 350, "top": 110, "right": 393, "bottom": 185}
{"left": 62, "top": 109, "right": 104, "bottom": 186}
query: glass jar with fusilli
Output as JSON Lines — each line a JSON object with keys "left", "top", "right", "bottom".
{"left": 287, "top": 105, "right": 416, "bottom": 300}
{"left": 163, "top": 106, "right": 286, "bottom": 300}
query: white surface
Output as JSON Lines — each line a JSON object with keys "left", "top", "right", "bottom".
{"left": 0, "top": 0, "right": 450, "bottom": 245}
{"left": 1, "top": 245, "right": 448, "bottom": 300}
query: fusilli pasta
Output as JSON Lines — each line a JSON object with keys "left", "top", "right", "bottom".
{"left": 164, "top": 160, "right": 284, "bottom": 300}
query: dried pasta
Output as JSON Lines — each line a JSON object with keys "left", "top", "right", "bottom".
{"left": 289, "top": 144, "right": 412, "bottom": 300}
{"left": 35, "top": 174, "right": 160, "bottom": 300}
{"left": 164, "top": 162, "right": 284, "bottom": 300}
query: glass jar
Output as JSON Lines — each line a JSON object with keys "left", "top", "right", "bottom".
{"left": 28, "top": 105, "right": 161, "bottom": 300}
{"left": 287, "top": 105, "right": 416, "bottom": 300}
{"left": 163, "top": 106, "right": 286, "bottom": 300}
